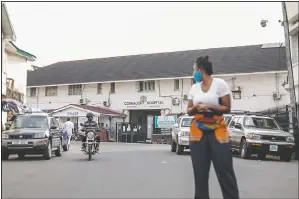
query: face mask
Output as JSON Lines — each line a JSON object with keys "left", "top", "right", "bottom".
{"left": 193, "top": 71, "right": 202, "bottom": 82}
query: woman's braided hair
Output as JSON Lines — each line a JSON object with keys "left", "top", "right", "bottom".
{"left": 195, "top": 56, "right": 213, "bottom": 76}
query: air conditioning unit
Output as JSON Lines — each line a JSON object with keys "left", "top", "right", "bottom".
{"left": 183, "top": 95, "right": 188, "bottom": 100}
{"left": 103, "top": 101, "right": 110, "bottom": 107}
{"left": 231, "top": 85, "right": 241, "bottom": 91}
{"left": 172, "top": 98, "right": 180, "bottom": 106}
{"left": 273, "top": 93, "right": 281, "bottom": 100}
{"left": 79, "top": 98, "right": 87, "bottom": 105}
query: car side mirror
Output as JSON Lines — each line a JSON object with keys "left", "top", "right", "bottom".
{"left": 173, "top": 123, "right": 179, "bottom": 128}
{"left": 50, "top": 125, "right": 58, "bottom": 130}
{"left": 235, "top": 124, "right": 242, "bottom": 130}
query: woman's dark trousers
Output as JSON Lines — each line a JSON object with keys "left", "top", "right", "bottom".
{"left": 190, "top": 131, "right": 240, "bottom": 199}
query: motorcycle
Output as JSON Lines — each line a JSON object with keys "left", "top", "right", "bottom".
{"left": 79, "top": 124, "right": 99, "bottom": 161}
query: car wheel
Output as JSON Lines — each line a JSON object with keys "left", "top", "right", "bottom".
{"left": 55, "top": 141, "right": 63, "bottom": 157}
{"left": 171, "top": 140, "right": 177, "bottom": 152}
{"left": 176, "top": 138, "right": 184, "bottom": 155}
{"left": 18, "top": 152, "right": 26, "bottom": 159}
{"left": 1, "top": 152, "right": 9, "bottom": 160}
{"left": 240, "top": 139, "right": 251, "bottom": 159}
{"left": 43, "top": 141, "right": 52, "bottom": 160}
{"left": 280, "top": 153, "right": 292, "bottom": 162}
{"left": 257, "top": 152, "right": 267, "bottom": 160}
{"left": 63, "top": 144, "right": 69, "bottom": 151}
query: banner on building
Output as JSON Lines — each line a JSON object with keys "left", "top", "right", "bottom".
{"left": 154, "top": 116, "right": 177, "bottom": 128}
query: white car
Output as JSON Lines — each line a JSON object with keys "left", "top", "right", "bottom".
{"left": 171, "top": 115, "right": 194, "bottom": 155}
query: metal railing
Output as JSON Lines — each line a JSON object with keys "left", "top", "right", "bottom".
{"left": 258, "top": 103, "right": 299, "bottom": 133}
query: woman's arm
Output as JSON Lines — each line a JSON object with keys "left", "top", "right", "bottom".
{"left": 205, "top": 94, "right": 231, "bottom": 114}
{"left": 187, "top": 100, "right": 199, "bottom": 116}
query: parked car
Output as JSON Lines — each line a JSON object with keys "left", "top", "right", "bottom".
{"left": 171, "top": 114, "right": 193, "bottom": 155}
{"left": 1, "top": 112, "right": 66, "bottom": 160}
{"left": 223, "top": 114, "right": 233, "bottom": 125}
{"left": 223, "top": 110, "right": 253, "bottom": 125}
{"left": 227, "top": 113, "right": 295, "bottom": 161}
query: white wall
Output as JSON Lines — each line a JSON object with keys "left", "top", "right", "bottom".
{"left": 2, "top": 41, "right": 8, "bottom": 96}
{"left": 27, "top": 72, "right": 290, "bottom": 114}
{"left": 286, "top": 2, "right": 299, "bottom": 23}
{"left": 6, "top": 52, "right": 31, "bottom": 103}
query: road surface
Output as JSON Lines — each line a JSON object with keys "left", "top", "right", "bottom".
{"left": 2, "top": 142, "right": 298, "bottom": 198}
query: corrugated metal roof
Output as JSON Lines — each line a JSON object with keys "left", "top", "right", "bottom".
{"left": 27, "top": 44, "right": 286, "bottom": 87}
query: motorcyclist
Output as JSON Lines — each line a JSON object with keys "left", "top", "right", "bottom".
{"left": 81, "top": 112, "right": 101, "bottom": 152}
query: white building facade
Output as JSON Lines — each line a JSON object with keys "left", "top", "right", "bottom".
{"left": 286, "top": 2, "right": 299, "bottom": 101}
{"left": 27, "top": 71, "right": 290, "bottom": 115}
{"left": 1, "top": 3, "right": 36, "bottom": 128}
{"left": 26, "top": 44, "right": 290, "bottom": 142}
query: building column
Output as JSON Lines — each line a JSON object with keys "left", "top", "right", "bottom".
{"left": 123, "top": 110, "right": 130, "bottom": 122}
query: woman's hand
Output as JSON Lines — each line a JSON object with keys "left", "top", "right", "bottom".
{"left": 196, "top": 103, "right": 210, "bottom": 111}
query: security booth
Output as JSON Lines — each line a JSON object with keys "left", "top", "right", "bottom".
{"left": 116, "top": 122, "right": 144, "bottom": 143}
{"left": 151, "top": 114, "right": 178, "bottom": 144}
{"left": 50, "top": 104, "right": 126, "bottom": 141}
{"left": 116, "top": 114, "right": 179, "bottom": 144}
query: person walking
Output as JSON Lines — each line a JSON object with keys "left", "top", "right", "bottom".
{"left": 63, "top": 117, "right": 74, "bottom": 146}
{"left": 105, "top": 124, "right": 110, "bottom": 142}
{"left": 187, "top": 56, "right": 240, "bottom": 199}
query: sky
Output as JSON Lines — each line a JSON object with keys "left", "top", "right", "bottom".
{"left": 6, "top": 2, "right": 284, "bottom": 67}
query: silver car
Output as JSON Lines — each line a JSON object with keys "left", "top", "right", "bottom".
{"left": 171, "top": 115, "right": 193, "bottom": 155}
{"left": 228, "top": 114, "right": 295, "bottom": 161}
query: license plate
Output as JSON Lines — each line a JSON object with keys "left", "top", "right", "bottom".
{"left": 269, "top": 145, "right": 278, "bottom": 151}
{"left": 12, "top": 140, "right": 28, "bottom": 145}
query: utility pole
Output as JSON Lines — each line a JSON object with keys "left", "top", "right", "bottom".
{"left": 281, "top": 2, "right": 299, "bottom": 159}
{"left": 281, "top": 2, "right": 298, "bottom": 123}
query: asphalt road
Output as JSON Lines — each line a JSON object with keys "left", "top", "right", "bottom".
{"left": 2, "top": 142, "right": 298, "bottom": 199}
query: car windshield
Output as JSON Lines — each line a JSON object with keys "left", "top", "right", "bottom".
{"left": 244, "top": 117, "right": 280, "bottom": 130}
{"left": 224, "top": 116, "right": 232, "bottom": 125}
{"left": 10, "top": 115, "right": 49, "bottom": 129}
{"left": 181, "top": 118, "right": 193, "bottom": 127}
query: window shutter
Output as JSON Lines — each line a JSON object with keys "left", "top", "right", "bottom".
{"left": 136, "top": 81, "right": 140, "bottom": 92}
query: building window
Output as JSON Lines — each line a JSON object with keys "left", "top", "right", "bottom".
{"left": 174, "top": 79, "right": 180, "bottom": 90}
{"left": 97, "top": 83, "right": 102, "bottom": 94}
{"left": 45, "top": 86, "right": 58, "bottom": 96}
{"left": 68, "top": 85, "right": 82, "bottom": 95}
{"left": 110, "top": 82, "right": 115, "bottom": 94}
{"left": 30, "top": 87, "right": 37, "bottom": 97}
{"left": 137, "top": 81, "right": 155, "bottom": 92}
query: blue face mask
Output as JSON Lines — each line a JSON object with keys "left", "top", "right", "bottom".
{"left": 193, "top": 71, "right": 202, "bottom": 82}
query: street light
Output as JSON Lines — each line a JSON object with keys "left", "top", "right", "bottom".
{"left": 260, "top": 2, "right": 299, "bottom": 159}
{"left": 260, "top": 2, "right": 298, "bottom": 122}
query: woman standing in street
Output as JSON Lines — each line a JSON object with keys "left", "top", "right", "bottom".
{"left": 187, "top": 56, "right": 240, "bottom": 199}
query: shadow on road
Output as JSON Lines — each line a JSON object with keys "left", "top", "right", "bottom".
{"left": 231, "top": 153, "right": 295, "bottom": 162}
{"left": 168, "top": 151, "right": 191, "bottom": 156}
{"left": 4, "top": 156, "right": 48, "bottom": 162}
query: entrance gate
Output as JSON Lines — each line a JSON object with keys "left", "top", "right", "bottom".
{"left": 116, "top": 122, "right": 146, "bottom": 143}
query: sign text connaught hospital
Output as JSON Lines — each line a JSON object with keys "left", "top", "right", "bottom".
{"left": 124, "top": 101, "right": 164, "bottom": 106}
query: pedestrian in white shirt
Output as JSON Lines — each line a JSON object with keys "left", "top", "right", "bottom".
{"left": 63, "top": 117, "right": 74, "bottom": 145}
